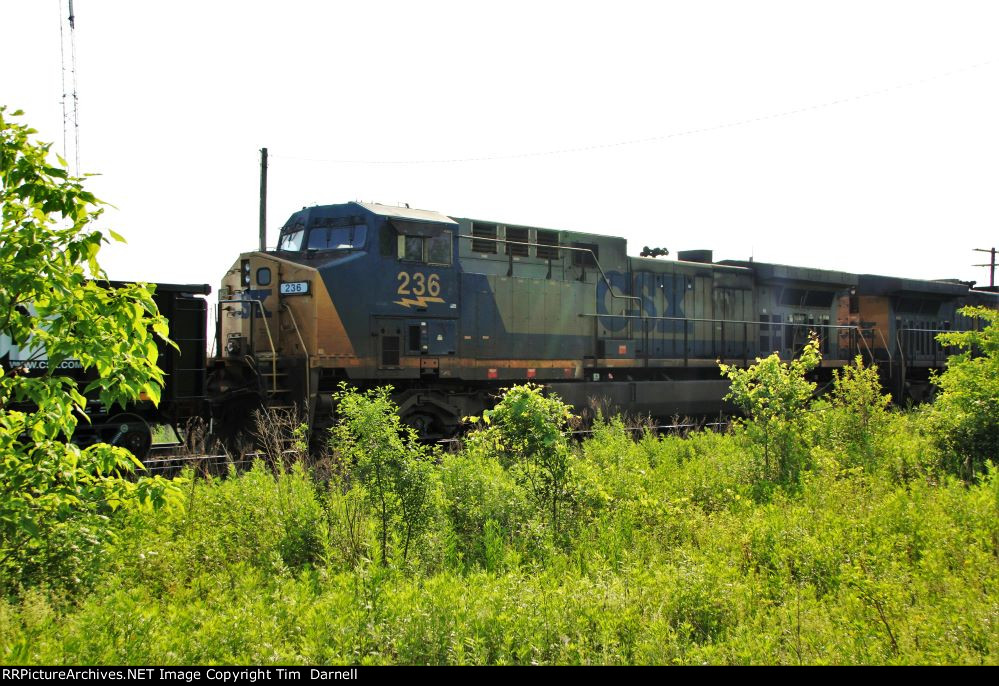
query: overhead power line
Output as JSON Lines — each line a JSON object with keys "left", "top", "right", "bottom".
{"left": 271, "top": 58, "right": 995, "bottom": 166}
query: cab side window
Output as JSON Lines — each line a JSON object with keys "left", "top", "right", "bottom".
{"left": 398, "top": 231, "right": 452, "bottom": 266}
{"left": 426, "top": 233, "right": 452, "bottom": 265}
{"left": 404, "top": 236, "right": 423, "bottom": 261}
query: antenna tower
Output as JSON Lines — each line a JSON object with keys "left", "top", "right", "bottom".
{"left": 58, "top": 0, "right": 80, "bottom": 176}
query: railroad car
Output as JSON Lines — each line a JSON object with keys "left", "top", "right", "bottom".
{"left": 213, "top": 201, "right": 999, "bottom": 437}
{"left": 0, "top": 282, "right": 211, "bottom": 457}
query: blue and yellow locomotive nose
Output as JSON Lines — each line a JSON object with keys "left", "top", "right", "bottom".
{"left": 219, "top": 248, "right": 356, "bottom": 363}
{"left": 218, "top": 202, "right": 459, "bottom": 402}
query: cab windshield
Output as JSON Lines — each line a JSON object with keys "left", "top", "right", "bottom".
{"left": 306, "top": 225, "right": 367, "bottom": 251}
{"left": 278, "top": 229, "right": 304, "bottom": 251}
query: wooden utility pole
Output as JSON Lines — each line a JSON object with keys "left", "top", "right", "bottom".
{"left": 973, "top": 247, "right": 997, "bottom": 288}
{"left": 259, "top": 147, "right": 268, "bottom": 251}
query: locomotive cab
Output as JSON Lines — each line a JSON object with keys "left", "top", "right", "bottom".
{"left": 216, "top": 202, "right": 460, "bottom": 431}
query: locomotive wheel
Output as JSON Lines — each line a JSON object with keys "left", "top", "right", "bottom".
{"left": 401, "top": 411, "right": 443, "bottom": 441}
{"left": 105, "top": 412, "right": 153, "bottom": 461}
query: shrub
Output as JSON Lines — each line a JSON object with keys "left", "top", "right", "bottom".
{"left": 719, "top": 334, "right": 821, "bottom": 483}
{"left": 810, "top": 356, "right": 893, "bottom": 473}
{"left": 329, "top": 384, "right": 437, "bottom": 564}
{"left": 928, "top": 307, "right": 999, "bottom": 479}
{"left": 466, "top": 384, "right": 576, "bottom": 536}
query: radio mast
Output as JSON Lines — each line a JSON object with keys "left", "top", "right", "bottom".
{"left": 58, "top": 0, "right": 80, "bottom": 176}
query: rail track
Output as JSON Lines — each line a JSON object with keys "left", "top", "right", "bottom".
{"left": 142, "top": 419, "right": 732, "bottom": 475}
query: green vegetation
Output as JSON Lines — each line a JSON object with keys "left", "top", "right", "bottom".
{"left": 720, "top": 334, "right": 821, "bottom": 483}
{"left": 3, "top": 361, "right": 998, "bottom": 664}
{"left": 2, "top": 108, "right": 997, "bottom": 666}
{"left": 926, "top": 306, "right": 999, "bottom": 480}
{"left": 465, "top": 384, "right": 575, "bottom": 536}
{"left": 329, "top": 384, "right": 437, "bottom": 564}
{"left": 0, "top": 108, "right": 178, "bottom": 598}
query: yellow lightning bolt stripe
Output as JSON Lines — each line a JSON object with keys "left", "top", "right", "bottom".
{"left": 394, "top": 296, "right": 446, "bottom": 309}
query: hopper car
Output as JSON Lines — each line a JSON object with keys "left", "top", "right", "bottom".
{"left": 1, "top": 282, "right": 210, "bottom": 457}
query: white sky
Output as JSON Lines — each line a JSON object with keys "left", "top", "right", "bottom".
{"left": 3, "top": 1, "right": 998, "bottom": 292}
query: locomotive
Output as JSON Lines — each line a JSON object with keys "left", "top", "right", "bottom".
{"left": 212, "top": 201, "right": 999, "bottom": 438}
{"left": 9, "top": 201, "right": 993, "bottom": 454}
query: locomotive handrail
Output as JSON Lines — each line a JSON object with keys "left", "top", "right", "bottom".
{"left": 579, "top": 312, "right": 869, "bottom": 329}
{"left": 895, "top": 331, "right": 907, "bottom": 374}
{"left": 282, "top": 302, "right": 311, "bottom": 411}
{"left": 858, "top": 326, "right": 878, "bottom": 366}
{"left": 873, "top": 328, "right": 893, "bottom": 376}
{"left": 457, "top": 233, "right": 645, "bottom": 317}
{"left": 895, "top": 327, "right": 953, "bottom": 373}
{"left": 895, "top": 327, "right": 955, "bottom": 333}
{"left": 578, "top": 312, "right": 879, "bottom": 363}
{"left": 219, "top": 298, "right": 278, "bottom": 393}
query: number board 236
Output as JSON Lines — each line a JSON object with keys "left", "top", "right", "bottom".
{"left": 396, "top": 272, "right": 441, "bottom": 297}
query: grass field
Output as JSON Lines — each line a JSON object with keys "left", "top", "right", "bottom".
{"left": 2, "top": 400, "right": 997, "bottom": 665}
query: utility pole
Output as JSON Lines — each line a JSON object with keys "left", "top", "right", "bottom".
{"left": 259, "top": 147, "right": 268, "bottom": 252}
{"left": 973, "top": 247, "right": 997, "bottom": 288}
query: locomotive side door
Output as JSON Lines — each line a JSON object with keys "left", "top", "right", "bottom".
{"left": 372, "top": 316, "right": 457, "bottom": 369}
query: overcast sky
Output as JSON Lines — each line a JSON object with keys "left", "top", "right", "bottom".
{"left": 3, "top": 1, "right": 997, "bottom": 291}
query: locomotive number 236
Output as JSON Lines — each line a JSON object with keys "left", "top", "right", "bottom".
{"left": 397, "top": 272, "right": 441, "bottom": 297}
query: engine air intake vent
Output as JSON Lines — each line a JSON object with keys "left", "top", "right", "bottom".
{"left": 472, "top": 223, "right": 497, "bottom": 254}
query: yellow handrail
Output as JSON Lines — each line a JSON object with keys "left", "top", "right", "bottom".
{"left": 282, "top": 302, "right": 311, "bottom": 411}
{"left": 220, "top": 298, "right": 277, "bottom": 393}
